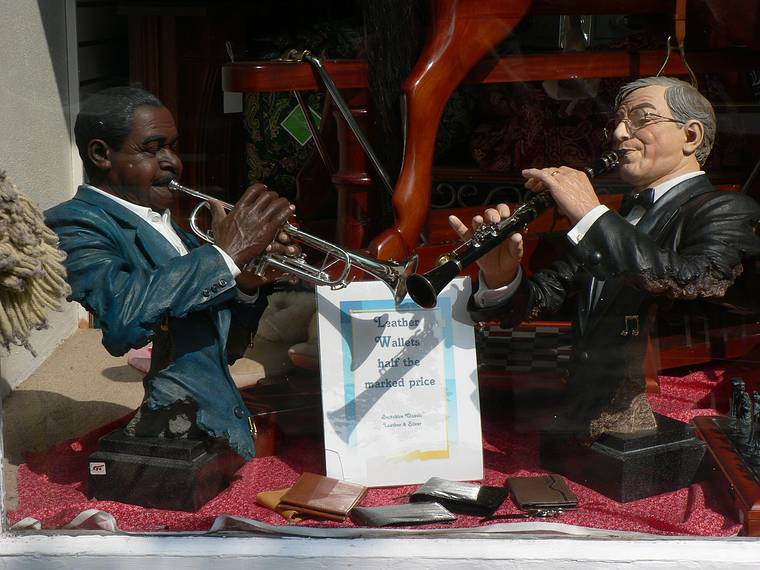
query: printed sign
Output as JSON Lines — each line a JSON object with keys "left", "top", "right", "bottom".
{"left": 317, "top": 278, "right": 483, "bottom": 487}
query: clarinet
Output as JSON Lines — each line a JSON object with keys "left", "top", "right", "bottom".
{"left": 406, "top": 150, "right": 623, "bottom": 308}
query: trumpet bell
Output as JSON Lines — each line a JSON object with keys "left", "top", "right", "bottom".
{"left": 348, "top": 251, "right": 419, "bottom": 305}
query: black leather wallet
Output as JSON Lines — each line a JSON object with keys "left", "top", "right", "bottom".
{"left": 409, "top": 477, "right": 508, "bottom": 516}
{"left": 350, "top": 502, "right": 456, "bottom": 527}
{"left": 508, "top": 474, "right": 578, "bottom": 511}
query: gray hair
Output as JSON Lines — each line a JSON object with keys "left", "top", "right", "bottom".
{"left": 615, "top": 76, "right": 716, "bottom": 165}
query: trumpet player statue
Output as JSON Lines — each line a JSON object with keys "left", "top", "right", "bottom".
{"left": 45, "top": 86, "right": 297, "bottom": 510}
{"left": 450, "top": 76, "right": 760, "bottom": 501}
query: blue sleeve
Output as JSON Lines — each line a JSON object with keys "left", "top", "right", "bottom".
{"left": 47, "top": 206, "right": 238, "bottom": 356}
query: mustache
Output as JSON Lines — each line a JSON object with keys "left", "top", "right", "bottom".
{"left": 153, "top": 176, "right": 176, "bottom": 187}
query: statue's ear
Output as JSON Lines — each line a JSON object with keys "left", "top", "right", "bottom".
{"left": 682, "top": 119, "right": 704, "bottom": 158}
{"left": 87, "top": 139, "right": 111, "bottom": 172}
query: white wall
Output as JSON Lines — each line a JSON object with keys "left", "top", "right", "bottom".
{"left": 0, "top": 0, "right": 80, "bottom": 395}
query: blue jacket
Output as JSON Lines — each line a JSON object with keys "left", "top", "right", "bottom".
{"left": 45, "top": 185, "right": 263, "bottom": 459}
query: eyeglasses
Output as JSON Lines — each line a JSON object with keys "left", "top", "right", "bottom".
{"left": 604, "top": 108, "right": 685, "bottom": 140}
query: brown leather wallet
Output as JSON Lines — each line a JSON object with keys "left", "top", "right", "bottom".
{"left": 507, "top": 474, "right": 578, "bottom": 510}
{"left": 278, "top": 472, "right": 368, "bottom": 521}
{"left": 255, "top": 487, "right": 302, "bottom": 522}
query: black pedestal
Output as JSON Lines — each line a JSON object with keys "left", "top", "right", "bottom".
{"left": 87, "top": 429, "right": 245, "bottom": 511}
{"left": 540, "top": 414, "right": 707, "bottom": 502}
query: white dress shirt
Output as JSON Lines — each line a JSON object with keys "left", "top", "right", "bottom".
{"left": 473, "top": 170, "right": 705, "bottom": 307}
{"left": 86, "top": 184, "right": 241, "bottom": 277}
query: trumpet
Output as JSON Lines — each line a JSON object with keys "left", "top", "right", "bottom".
{"left": 406, "top": 150, "right": 623, "bottom": 309}
{"left": 168, "top": 180, "right": 418, "bottom": 303}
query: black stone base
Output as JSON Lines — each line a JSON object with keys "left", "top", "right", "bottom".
{"left": 539, "top": 414, "right": 707, "bottom": 503}
{"left": 87, "top": 429, "right": 245, "bottom": 512}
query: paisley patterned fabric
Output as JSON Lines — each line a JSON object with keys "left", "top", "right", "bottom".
{"left": 243, "top": 23, "right": 362, "bottom": 202}
{"left": 243, "top": 91, "right": 325, "bottom": 202}
{"left": 469, "top": 80, "right": 622, "bottom": 172}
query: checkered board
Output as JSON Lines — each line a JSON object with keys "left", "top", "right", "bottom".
{"left": 475, "top": 322, "right": 572, "bottom": 373}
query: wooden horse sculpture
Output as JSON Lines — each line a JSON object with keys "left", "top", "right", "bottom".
{"left": 369, "top": 0, "right": 532, "bottom": 261}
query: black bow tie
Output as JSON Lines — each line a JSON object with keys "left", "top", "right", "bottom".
{"left": 630, "top": 187, "right": 655, "bottom": 209}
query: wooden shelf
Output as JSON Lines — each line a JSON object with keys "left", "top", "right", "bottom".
{"left": 222, "top": 49, "right": 760, "bottom": 93}
{"left": 529, "top": 0, "right": 668, "bottom": 14}
{"left": 468, "top": 49, "right": 758, "bottom": 84}
{"left": 222, "top": 60, "right": 368, "bottom": 93}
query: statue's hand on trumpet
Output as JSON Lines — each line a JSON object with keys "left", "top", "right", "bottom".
{"left": 205, "top": 182, "right": 299, "bottom": 294}
{"left": 169, "top": 179, "right": 418, "bottom": 303}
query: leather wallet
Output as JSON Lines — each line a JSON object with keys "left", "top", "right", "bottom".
{"left": 409, "top": 477, "right": 508, "bottom": 516}
{"left": 508, "top": 474, "right": 578, "bottom": 510}
{"left": 351, "top": 502, "right": 456, "bottom": 527}
{"left": 255, "top": 487, "right": 302, "bottom": 522}
{"left": 278, "top": 472, "right": 368, "bottom": 522}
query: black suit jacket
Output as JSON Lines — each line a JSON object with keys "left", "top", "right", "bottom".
{"left": 469, "top": 175, "right": 760, "bottom": 431}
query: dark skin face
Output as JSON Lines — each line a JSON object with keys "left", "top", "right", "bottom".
{"left": 87, "top": 104, "right": 297, "bottom": 293}
{"left": 88, "top": 105, "right": 181, "bottom": 211}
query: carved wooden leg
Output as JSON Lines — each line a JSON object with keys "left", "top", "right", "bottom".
{"left": 371, "top": 0, "right": 532, "bottom": 260}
